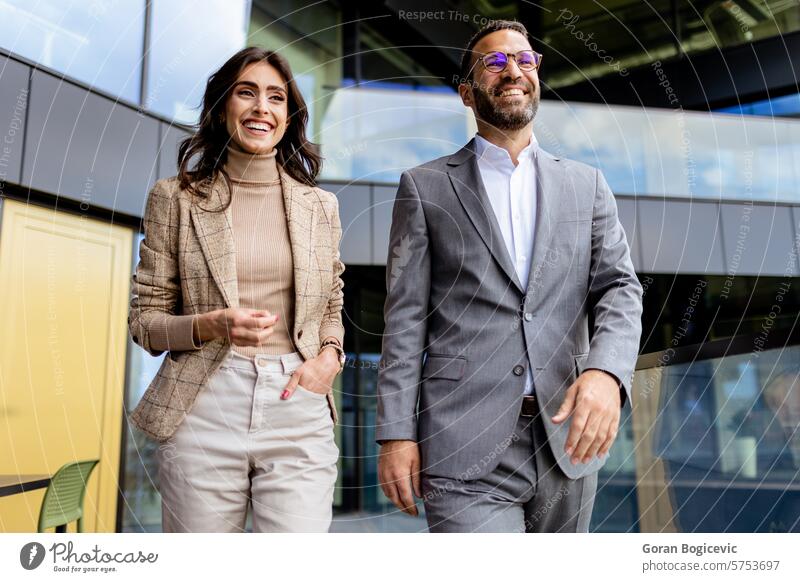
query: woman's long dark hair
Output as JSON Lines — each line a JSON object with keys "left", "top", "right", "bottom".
{"left": 177, "top": 47, "right": 321, "bottom": 211}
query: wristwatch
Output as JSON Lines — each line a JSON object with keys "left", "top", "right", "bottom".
{"left": 320, "top": 338, "right": 346, "bottom": 372}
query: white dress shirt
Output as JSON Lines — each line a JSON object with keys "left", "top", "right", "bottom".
{"left": 474, "top": 132, "right": 538, "bottom": 395}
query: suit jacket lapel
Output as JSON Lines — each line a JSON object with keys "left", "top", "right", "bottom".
{"left": 525, "top": 146, "right": 564, "bottom": 295}
{"left": 190, "top": 176, "right": 239, "bottom": 309}
{"left": 447, "top": 138, "right": 525, "bottom": 293}
{"left": 189, "top": 167, "right": 317, "bottom": 319}
{"left": 279, "top": 166, "right": 316, "bottom": 331}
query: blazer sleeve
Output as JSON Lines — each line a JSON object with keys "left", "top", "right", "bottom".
{"left": 128, "top": 180, "right": 202, "bottom": 357}
{"left": 318, "top": 194, "right": 346, "bottom": 347}
{"left": 375, "top": 170, "right": 431, "bottom": 444}
{"left": 584, "top": 169, "right": 643, "bottom": 408}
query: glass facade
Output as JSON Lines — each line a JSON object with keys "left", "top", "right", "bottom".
{"left": 247, "top": 0, "right": 342, "bottom": 141}
{"left": 0, "top": 0, "right": 145, "bottom": 102}
{"left": 592, "top": 343, "right": 800, "bottom": 533}
{"left": 338, "top": 267, "right": 391, "bottom": 514}
{"left": 343, "top": 20, "right": 451, "bottom": 91}
{"left": 640, "top": 275, "right": 800, "bottom": 354}
{"left": 145, "top": 0, "right": 250, "bottom": 123}
{"left": 718, "top": 92, "right": 800, "bottom": 118}
{"left": 319, "top": 87, "right": 800, "bottom": 202}
{"left": 629, "top": 343, "right": 800, "bottom": 532}
{"left": 121, "top": 233, "right": 164, "bottom": 532}
{"left": 0, "top": 0, "right": 251, "bottom": 123}
{"left": 319, "top": 87, "right": 472, "bottom": 183}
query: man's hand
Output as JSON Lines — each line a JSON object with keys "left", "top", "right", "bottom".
{"left": 552, "top": 369, "right": 621, "bottom": 464}
{"left": 378, "top": 440, "right": 422, "bottom": 516}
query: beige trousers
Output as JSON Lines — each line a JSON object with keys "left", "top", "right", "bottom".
{"left": 155, "top": 349, "right": 339, "bottom": 532}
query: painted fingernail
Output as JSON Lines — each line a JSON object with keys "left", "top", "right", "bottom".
{"left": 281, "top": 390, "right": 289, "bottom": 399}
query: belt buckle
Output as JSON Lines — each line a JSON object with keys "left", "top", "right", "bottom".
{"left": 520, "top": 395, "right": 537, "bottom": 417}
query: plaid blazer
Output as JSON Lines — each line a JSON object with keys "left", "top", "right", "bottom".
{"left": 128, "top": 166, "right": 345, "bottom": 442}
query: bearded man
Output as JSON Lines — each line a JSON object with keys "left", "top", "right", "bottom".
{"left": 376, "top": 20, "right": 643, "bottom": 532}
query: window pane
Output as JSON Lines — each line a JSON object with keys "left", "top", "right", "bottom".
{"left": 248, "top": 1, "right": 342, "bottom": 142}
{"left": 633, "top": 343, "right": 800, "bottom": 532}
{"left": 122, "top": 232, "right": 165, "bottom": 532}
{"left": 145, "top": 0, "right": 250, "bottom": 123}
{"left": 0, "top": 0, "right": 144, "bottom": 102}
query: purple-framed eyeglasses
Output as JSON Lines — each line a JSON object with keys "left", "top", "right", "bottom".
{"left": 468, "top": 50, "right": 543, "bottom": 76}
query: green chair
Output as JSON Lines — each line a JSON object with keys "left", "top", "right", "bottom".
{"left": 37, "top": 460, "right": 99, "bottom": 533}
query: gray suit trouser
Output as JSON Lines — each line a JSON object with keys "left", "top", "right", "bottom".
{"left": 420, "top": 398, "right": 598, "bottom": 533}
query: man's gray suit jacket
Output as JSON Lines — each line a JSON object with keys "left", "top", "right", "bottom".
{"left": 376, "top": 138, "right": 643, "bottom": 480}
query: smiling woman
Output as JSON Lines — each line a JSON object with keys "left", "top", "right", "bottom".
{"left": 224, "top": 65, "right": 289, "bottom": 154}
{"left": 127, "top": 47, "right": 346, "bottom": 533}
{"left": 177, "top": 47, "right": 321, "bottom": 203}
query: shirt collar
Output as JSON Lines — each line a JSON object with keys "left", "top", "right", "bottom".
{"left": 474, "top": 132, "right": 538, "bottom": 164}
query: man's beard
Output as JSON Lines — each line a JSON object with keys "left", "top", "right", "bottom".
{"left": 472, "top": 82, "right": 539, "bottom": 131}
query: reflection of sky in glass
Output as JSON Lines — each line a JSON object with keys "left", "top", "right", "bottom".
{"left": 146, "top": 0, "right": 249, "bottom": 124}
{"left": 718, "top": 92, "right": 800, "bottom": 117}
{"left": 0, "top": 0, "right": 144, "bottom": 102}
{"left": 320, "top": 88, "right": 800, "bottom": 202}
{"left": 320, "top": 88, "right": 471, "bottom": 183}
{"left": 295, "top": 74, "right": 315, "bottom": 138}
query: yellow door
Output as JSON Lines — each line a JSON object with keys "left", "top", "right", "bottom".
{"left": 0, "top": 199, "right": 132, "bottom": 532}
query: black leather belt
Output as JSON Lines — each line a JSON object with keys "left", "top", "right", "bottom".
{"left": 520, "top": 395, "right": 538, "bottom": 417}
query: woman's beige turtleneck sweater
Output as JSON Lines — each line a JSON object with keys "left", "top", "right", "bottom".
{"left": 155, "top": 145, "right": 297, "bottom": 357}
{"left": 223, "top": 145, "right": 296, "bottom": 356}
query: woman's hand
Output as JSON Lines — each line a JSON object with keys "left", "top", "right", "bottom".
{"left": 194, "top": 308, "right": 279, "bottom": 346}
{"left": 281, "top": 347, "right": 340, "bottom": 399}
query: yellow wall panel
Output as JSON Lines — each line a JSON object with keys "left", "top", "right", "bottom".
{"left": 0, "top": 199, "right": 132, "bottom": 532}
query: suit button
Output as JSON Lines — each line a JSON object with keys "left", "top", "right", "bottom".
{"left": 298, "top": 329, "right": 303, "bottom": 338}
{"left": 513, "top": 365, "right": 525, "bottom": 376}
{"left": 524, "top": 312, "right": 533, "bottom": 321}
